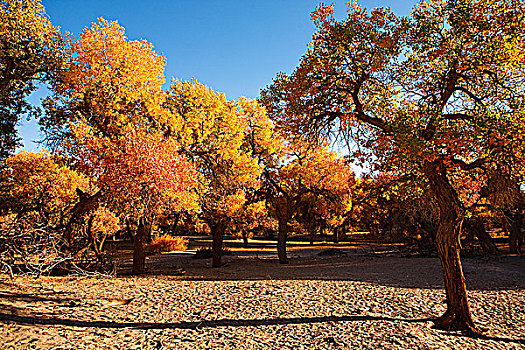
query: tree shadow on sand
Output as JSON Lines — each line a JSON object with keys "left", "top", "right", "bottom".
{"left": 0, "top": 291, "right": 76, "bottom": 303}
{"left": 1, "top": 312, "right": 523, "bottom": 345}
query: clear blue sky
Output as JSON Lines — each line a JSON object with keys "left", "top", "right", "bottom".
{"left": 20, "top": 0, "right": 415, "bottom": 150}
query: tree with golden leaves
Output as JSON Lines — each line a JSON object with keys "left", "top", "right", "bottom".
{"left": 165, "top": 81, "right": 280, "bottom": 267}
{"left": 0, "top": 0, "right": 63, "bottom": 160}
{"left": 0, "top": 150, "right": 118, "bottom": 274}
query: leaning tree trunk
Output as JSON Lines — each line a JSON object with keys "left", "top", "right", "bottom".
{"left": 64, "top": 188, "right": 104, "bottom": 249}
{"left": 211, "top": 220, "right": 227, "bottom": 268}
{"left": 277, "top": 217, "right": 290, "bottom": 264}
{"left": 464, "top": 219, "right": 498, "bottom": 255}
{"left": 132, "top": 217, "right": 151, "bottom": 274}
{"left": 424, "top": 161, "right": 479, "bottom": 333}
{"left": 473, "top": 222, "right": 498, "bottom": 255}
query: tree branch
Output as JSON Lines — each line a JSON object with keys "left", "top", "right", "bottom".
{"left": 454, "top": 86, "right": 485, "bottom": 105}
{"left": 422, "top": 65, "right": 460, "bottom": 141}
{"left": 350, "top": 79, "right": 392, "bottom": 134}
{"left": 442, "top": 113, "right": 474, "bottom": 121}
{"left": 450, "top": 157, "right": 486, "bottom": 171}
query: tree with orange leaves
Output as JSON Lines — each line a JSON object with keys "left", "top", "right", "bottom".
{"left": 261, "top": 0, "right": 525, "bottom": 333}
{"left": 227, "top": 199, "right": 276, "bottom": 248}
{"left": 264, "top": 139, "right": 356, "bottom": 263}
{"left": 42, "top": 19, "right": 199, "bottom": 273}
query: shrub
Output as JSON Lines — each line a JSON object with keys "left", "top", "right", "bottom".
{"left": 148, "top": 234, "right": 187, "bottom": 253}
{"left": 193, "top": 246, "right": 232, "bottom": 259}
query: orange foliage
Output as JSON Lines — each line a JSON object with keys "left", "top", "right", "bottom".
{"left": 148, "top": 234, "right": 187, "bottom": 253}
{"left": 72, "top": 127, "right": 200, "bottom": 212}
{"left": 90, "top": 206, "right": 120, "bottom": 239}
{"left": 56, "top": 18, "right": 167, "bottom": 130}
{"left": 49, "top": 19, "right": 199, "bottom": 219}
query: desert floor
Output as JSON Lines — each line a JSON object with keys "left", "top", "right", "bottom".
{"left": 1, "top": 239, "right": 524, "bottom": 349}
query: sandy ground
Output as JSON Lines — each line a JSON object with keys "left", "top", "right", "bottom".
{"left": 0, "top": 246, "right": 524, "bottom": 349}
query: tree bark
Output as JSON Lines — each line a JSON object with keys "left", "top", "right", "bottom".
{"left": 211, "top": 220, "right": 226, "bottom": 268}
{"left": 424, "top": 161, "right": 479, "bottom": 333}
{"left": 242, "top": 231, "right": 249, "bottom": 248}
{"left": 132, "top": 217, "right": 150, "bottom": 274}
{"left": 86, "top": 214, "right": 99, "bottom": 257}
{"left": 277, "top": 217, "right": 289, "bottom": 264}
{"left": 146, "top": 226, "right": 153, "bottom": 244}
{"left": 334, "top": 226, "right": 340, "bottom": 243}
{"left": 170, "top": 212, "right": 181, "bottom": 235}
{"left": 509, "top": 212, "right": 523, "bottom": 254}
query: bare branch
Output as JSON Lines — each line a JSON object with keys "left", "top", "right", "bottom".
{"left": 454, "top": 86, "right": 485, "bottom": 105}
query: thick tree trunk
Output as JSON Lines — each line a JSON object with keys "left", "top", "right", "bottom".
{"left": 509, "top": 212, "right": 523, "bottom": 254}
{"left": 132, "top": 217, "right": 150, "bottom": 274}
{"left": 277, "top": 217, "right": 289, "bottom": 264}
{"left": 211, "top": 220, "right": 226, "bottom": 268}
{"left": 424, "top": 161, "right": 479, "bottom": 333}
{"left": 86, "top": 214, "right": 100, "bottom": 257}
{"left": 242, "top": 231, "right": 249, "bottom": 248}
{"left": 334, "top": 227, "right": 340, "bottom": 243}
{"left": 433, "top": 219, "right": 478, "bottom": 331}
